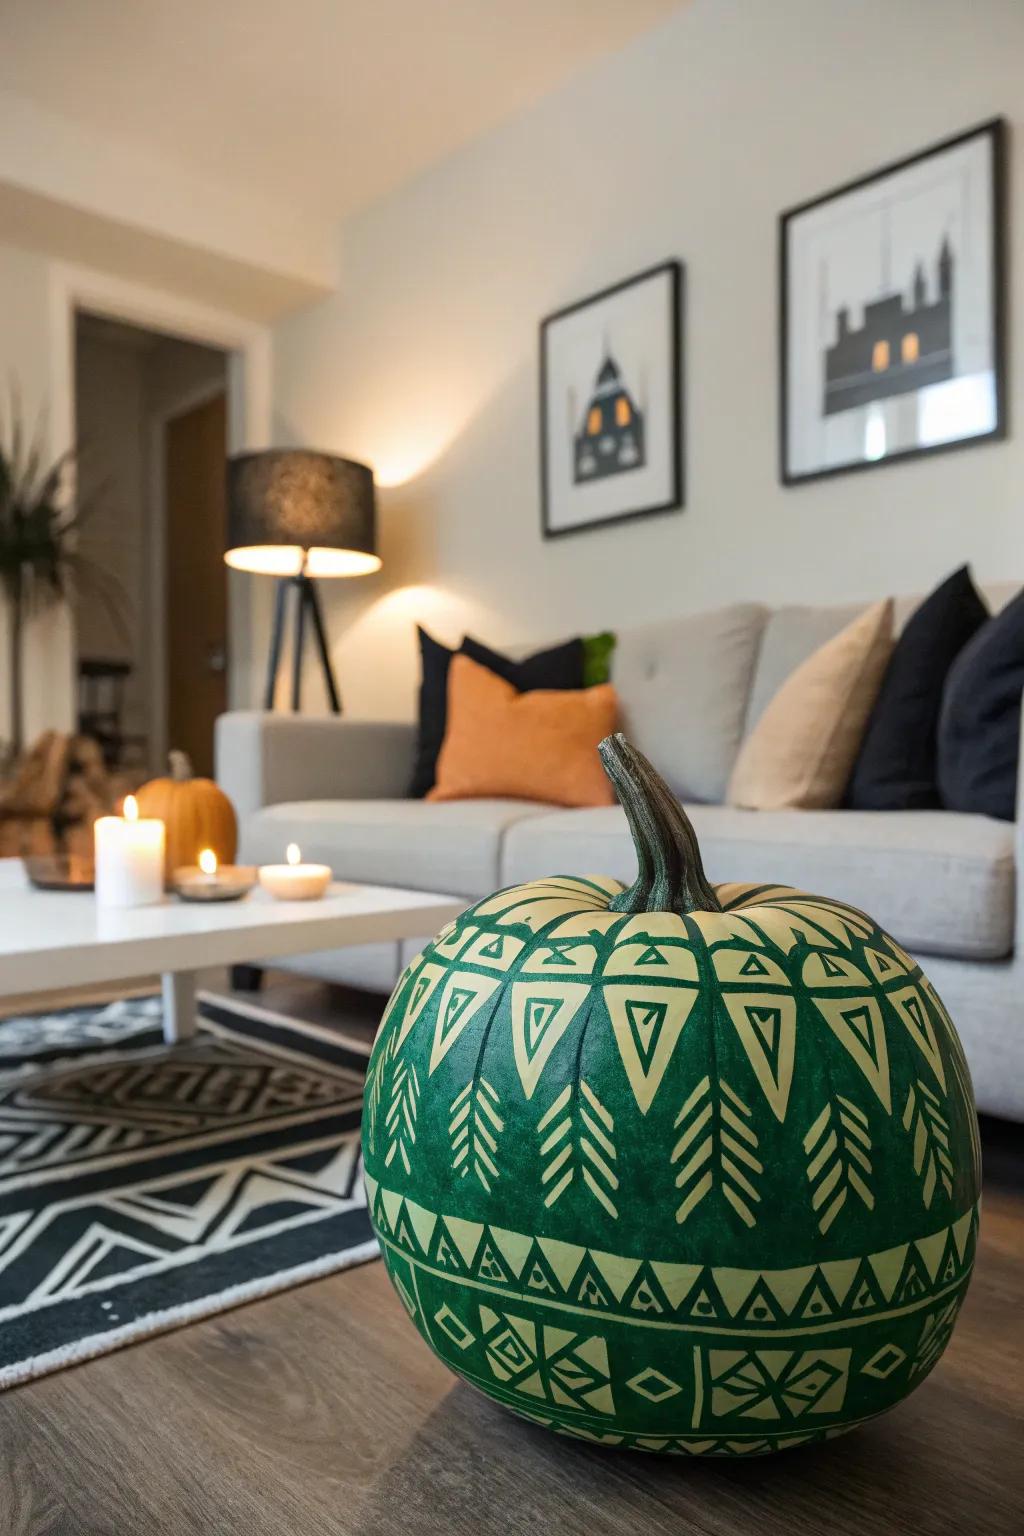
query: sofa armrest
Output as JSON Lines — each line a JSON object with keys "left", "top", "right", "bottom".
{"left": 215, "top": 712, "right": 416, "bottom": 821}
{"left": 1016, "top": 689, "right": 1024, "bottom": 953}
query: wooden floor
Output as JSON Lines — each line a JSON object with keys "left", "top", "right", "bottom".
{"left": 1, "top": 977, "right": 1022, "bottom": 1535}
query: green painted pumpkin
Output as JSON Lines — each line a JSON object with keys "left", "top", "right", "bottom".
{"left": 362, "top": 734, "right": 980, "bottom": 1456}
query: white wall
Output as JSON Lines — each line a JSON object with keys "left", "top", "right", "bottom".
{"left": 272, "top": 0, "right": 1024, "bottom": 723}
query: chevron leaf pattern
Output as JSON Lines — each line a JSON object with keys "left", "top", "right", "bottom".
{"left": 536, "top": 1079, "right": 619, "bottom": 1218}
{"left": 364, "top": 1052, "right": 384, "bottom": 1157}
{"left": 919, "top": 977, "right": 982, "bottom": 1183}
{"left": 672, "top": 1075, "right": 762, "bottom": 1228}
{"left": 903, "top": 1080, "right": 954, "bottom": 1208}
{"left": 384, "top": 1058, "right": 421, "bottom": 1176}
{"left": 803, "top": 1094, "right": 874, "bottom": 1235}
{"left": 449, "top": 1077, "right": 504, "bottom": 1191}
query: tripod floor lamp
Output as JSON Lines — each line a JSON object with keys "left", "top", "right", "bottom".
{"left": 226, "top": 451, "right": 380, "bottom": 713}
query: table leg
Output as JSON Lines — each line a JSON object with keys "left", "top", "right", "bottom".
{"left": 161, "top": 970, "right": 198, "bottom": 1045}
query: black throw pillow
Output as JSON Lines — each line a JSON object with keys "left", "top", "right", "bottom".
{"left": 460, "top": 633, "right": 584, "bottom": 693}
{"left": 408, "top": 627, "right": 585, "bottom": 797}
{"left": 938, "top": 586, "right": 1024, "bottom": 822}
{"left": 848, "top": 566, "right": 988, "bottom": 810}
{"left": 408, "top": 626, "right": 456, "bottom": 799}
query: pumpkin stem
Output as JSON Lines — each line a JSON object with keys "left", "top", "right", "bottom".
{"left": 598, "top": 733, "right": 723, "bottom": 917}
{"left": 168, "top": 750, "right": 194, "bottom": 782}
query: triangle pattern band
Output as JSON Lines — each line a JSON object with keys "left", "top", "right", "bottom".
{"left": 636, "top": 946, "right": 668, "bottom": 965}
{"left": 863, "top": 945, "right": 907, "bottom": 982}
{"left": 722, "top": 992, "right": 796, "bottom": 1122}
{"left": 626, "top": 999, "right": 668, "bottom": 1071}
{"left": 375, "top": 1182, "right": 979, "bottom": 1330}
{"left": 604, "top": 984, "right": 699, "bottom": 1115}
{"left": 711, "top": 948, "right": 790, "bottom": 987}
{"left": 889, "top": 984, "right": 947, "bottom": 1090}
{"left": 428, "top": 972, "right": 502, "bottom": 1073}
{"left": 801, "top": 951, "right": 870, "bottom": 988}
{"left": 511, "top": 982, "right": 590, "bottom": 1098}
{"left": 462, "top": 930, "right": 526, "bottom": 972}
{"left": 812, "top": 995, "right": 892, "bottom": 1113}
{"left": 394, "top": 962, "right": 446, "bottom": 1051}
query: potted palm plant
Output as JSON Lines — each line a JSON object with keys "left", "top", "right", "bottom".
{"left": 0, "top": 399, "right": 125, "bottom": 763}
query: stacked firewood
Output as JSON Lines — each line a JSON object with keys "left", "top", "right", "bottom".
{"left": 0, "top": 731, "right": 134, "bottom": 859}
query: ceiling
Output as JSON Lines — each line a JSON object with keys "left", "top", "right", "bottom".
{"left": 0, "top": 0, "right": 682, "bottom": 223}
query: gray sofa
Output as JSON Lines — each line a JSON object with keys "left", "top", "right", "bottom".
{"left": 216, "top": 586, "right": 1024, "bottom": 1123}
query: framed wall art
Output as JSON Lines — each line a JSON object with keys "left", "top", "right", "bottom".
{"left": 540, "top": 260, "right": 683, "bottom": 538}
{"left": 780, "top": 119, "right": 1006, "bottom": 485}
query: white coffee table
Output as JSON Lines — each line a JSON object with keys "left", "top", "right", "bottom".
{"left": 0, "top": 859, "right": 462, "bottom": 1044}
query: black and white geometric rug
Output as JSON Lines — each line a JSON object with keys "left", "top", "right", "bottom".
{"left": 0, "top": 992, "right": 376, "bottom": 1389}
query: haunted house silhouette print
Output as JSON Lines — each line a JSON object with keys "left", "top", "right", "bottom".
{"left": 573, "top": 352, "right": 646, "bottom": 482}
{"left": 823, "top": 238, "right": 954, "bottom": 417}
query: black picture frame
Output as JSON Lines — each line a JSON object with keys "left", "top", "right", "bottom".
{"left": 539, "top": 260, "right": 684, "bottom": 539}
{"left": 779, "top": 118, "right": 1007, "bottom": 487}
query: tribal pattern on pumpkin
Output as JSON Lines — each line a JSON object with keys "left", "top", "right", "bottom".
{"left": 365, "top": 876, "right": 979, "bottom": 1261}
{"left": 364, "top": 871, "right": 981, "bottom": 1453}
{"left": 367, "top": 1171, "right": 978, "bottom": 1451}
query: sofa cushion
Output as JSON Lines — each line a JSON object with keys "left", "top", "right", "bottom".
{"left": 939, "top": 586, "right": 1024, "bottom": 823}
{"left": 501, "top": 803, "right": 1014, "bottom": 960}
{"left": 746, "top": 591, "right": 1015, "bottom": 740}
{"left": 241, "top": 798, "right": 553, "bottom": 900}
{"left": 729, "top": 599, "right": 894, "bottom": 810}
{"left": 613, "top": 603, "right": 767, "bottom": 803}
{"left": 428, "top": 655, "right": 617, "bottom": 807}
{"left": 746, "top": 602, "right": 865, "bottom": 732}
{"left": 409, "top": 627, "right": 584, "bottom": 797}
{"left": 850, "top": 566, "right": 988, "bottom": 811}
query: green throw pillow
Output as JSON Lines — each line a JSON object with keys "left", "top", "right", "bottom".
{"left": 583, "top": 630, "right": 617, "bottom": 687}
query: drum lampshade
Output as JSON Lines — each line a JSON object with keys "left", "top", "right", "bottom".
{"left": 226, "top": 450, "right": 379, "bottom": 578}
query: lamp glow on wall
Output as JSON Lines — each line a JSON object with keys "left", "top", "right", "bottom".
{"left": 226, "top": 451, "right": 380, "bottom": 712}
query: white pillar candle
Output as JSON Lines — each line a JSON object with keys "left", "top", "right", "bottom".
{"left": 94, "top": 795, "right": 166, "bottom": 908}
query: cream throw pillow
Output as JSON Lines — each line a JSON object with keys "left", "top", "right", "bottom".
{"left": 728, "top": 599, "right": 894, "bottom": 811}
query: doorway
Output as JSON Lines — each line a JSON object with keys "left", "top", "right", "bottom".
{"left": 164, "top": 390, "right": 228, "bottom": 776}
{"left": 73, "top": 313, "right": 229, "bottom": 778}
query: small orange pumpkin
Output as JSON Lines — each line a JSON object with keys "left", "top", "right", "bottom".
{"left": 135, "top": 751, "right": 238, "bottom": 883}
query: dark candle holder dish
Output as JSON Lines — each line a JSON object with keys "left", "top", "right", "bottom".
{"left": 24, "top": 855, "right": 96, "bottom": 892}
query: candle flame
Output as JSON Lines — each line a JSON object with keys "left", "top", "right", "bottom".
{"left": 286, "top": 843, "right": 301, "bottom": 866}
{"left": 124, "top": 795, "right": 139, "bottom": 822}
{"left": 199, "top": 849, "right": 218, "bottom": 876}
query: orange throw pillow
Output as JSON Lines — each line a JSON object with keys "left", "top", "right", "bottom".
{"left": 428, "top": 654, "right": 617, "bottom": 807}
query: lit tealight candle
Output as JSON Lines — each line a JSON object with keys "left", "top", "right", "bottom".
{"left": 258, "top": 842, "right": 332, "bottom": 901}
{"left": 172, "top": 847, "right": 256, "bottom": 903}
{"left": 94, "top": 794, "right": 166, "bottom": 908}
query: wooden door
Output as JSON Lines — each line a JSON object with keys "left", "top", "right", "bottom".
{"left": 164, "top": 393, "right": 227, "bottom": 778}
